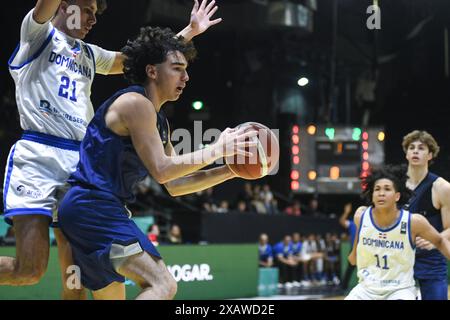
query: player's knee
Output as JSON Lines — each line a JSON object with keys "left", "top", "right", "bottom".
{"left": 164, "top": 276, "right": 178, "bottom": 300}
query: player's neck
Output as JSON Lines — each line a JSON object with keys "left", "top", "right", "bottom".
{"left": 407, "top": 165, "right": 428, "bottom": 189}
{"left": 373, "top": 207, "right": 400, "bottom": 228}
{"left": 144, "top": 85, "right": 163, "bottom": 112}
{"left": 52, "top": 16, "right": 76, "bottom": 40}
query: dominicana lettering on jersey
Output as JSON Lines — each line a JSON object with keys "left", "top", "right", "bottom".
{"left": 48, "top": 51, "right": 92, "bottom": 79}
{"left": 362, "top": 237, "right": 405, "bottom": 250}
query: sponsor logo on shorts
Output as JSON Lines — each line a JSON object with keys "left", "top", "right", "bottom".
{"left": 16, "top": 185, "right": 43, "bottom": 199}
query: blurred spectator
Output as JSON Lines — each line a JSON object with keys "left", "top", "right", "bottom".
{"left": 273, "top": 235, "right": 297, "bottom": 288}
{"left": 339, "top": 202, "right": 357, "bottom": 290}
{"left": 291, "top": 232, "right": 303, "bottom": 286}
{"left": 237, "top": 182, "right": 253, "bottom": 209}
{"left": 325, "top": 233, "right": 341, "bottom": 286}
{"left": 305, "top": 198, "right": 326, "bottom": 218}
{"left": 284, "top": 199, "right": 302, "bottom": 216}
{"left": 197, "top": 187, "right": 217, "bottom": 212}
{"left": 216, "top": 200, "right": 229, "bottom": 213}
{"left": 300, "top": 234, "right": 322, "bottom": 286}
{"left": 236, "top": 200, "right": 247, "bottom": 213}
{"left": 261, "top": 184, "right": 277, "bottom": 214}
{"left": 251, "top": 190, "right": 267, "bottom": 214}
{"left": 147, "top": 224, "right": 160, "bottom": 246}
{"left": 168, "top": 224, "right": 182, "bottom": 244}
{"left": 258, "top": 233, "right": 274, "bottom": 268}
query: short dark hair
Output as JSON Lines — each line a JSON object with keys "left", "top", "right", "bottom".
{"left": 361, "top": 164, "right": 413, "bottom": 207}
{"left": 121, "top": 26, "right": 197, "bottom": 85}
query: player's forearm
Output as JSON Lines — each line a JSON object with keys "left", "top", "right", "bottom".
{"left": 164, "top": 165, "right": 235, "bottom": 197}
{"left": 441, "top": 228, "right": 450, "bottom": 242}
{"left": 156, "top": 145, "right": 223, "bottom": 184}
{"left": 435, "top": 237, "right": 450, "bottom": 260}
{"left": 177, "top": 26, "right": 197, "bottom": 42}
{"left": 34, "top": 0, "right": 62, "bottom": 23}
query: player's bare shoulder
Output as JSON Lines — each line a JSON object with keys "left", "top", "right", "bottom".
{"left": 433, "top": 177, "right": 450, "bottom": 206}
{"left": 353, "top": 206, "right": 367, "bottom": 226}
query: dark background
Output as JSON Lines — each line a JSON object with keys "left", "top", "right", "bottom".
{"left": 1, "top": 0, "right": 450, "bottom": 214}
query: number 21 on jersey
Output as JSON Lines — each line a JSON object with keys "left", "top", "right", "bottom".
{"left": 58, "top": 76, "right": 77, "bottom": 102}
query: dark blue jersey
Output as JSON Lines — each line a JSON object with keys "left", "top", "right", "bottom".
{"left": 68, "top": 85, "right": 169, "bottom": 202}
{"left": 407, "top": 172, "right": 447, "bottom": 280}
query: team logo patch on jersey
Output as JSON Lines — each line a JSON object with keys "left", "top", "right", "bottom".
{"left": 71, "top": 42, "right": 81, "bottom": 58}
{"left": 378, "top": 232, "right": 387, "bottom": 239}
{"left": 400, "top": 221, "right": 407, "bottom": 234}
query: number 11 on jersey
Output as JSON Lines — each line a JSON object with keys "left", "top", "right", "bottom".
{"left": 374, "top": 254, "right": 389, "bottom": 269}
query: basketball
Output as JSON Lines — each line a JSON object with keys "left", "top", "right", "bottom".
{"left": 225, "top": 122, "right": 280, "bottom": 180}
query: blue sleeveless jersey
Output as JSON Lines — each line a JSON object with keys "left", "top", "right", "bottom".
{"left": 68, "top": 85, "right": 169, "bottom": 202}
{"left": 407, "top": 172, "right": 447, "bottom": 280}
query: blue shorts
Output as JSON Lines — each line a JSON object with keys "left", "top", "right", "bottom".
{"left": 58, "top": 185, "right": 161, "bottom": 291}
{"left": 417, "top": 278, "right": 448, "bottom": 300}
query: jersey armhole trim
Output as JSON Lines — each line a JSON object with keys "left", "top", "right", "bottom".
{"left": 408, "top": 212, "right": 415, "bottom": 250}
{"left": 8, "top": 28, "right": 55, "bottom": 70}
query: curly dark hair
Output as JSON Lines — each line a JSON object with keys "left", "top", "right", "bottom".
{"left": 361, "top": 164, "right": 413, "bottom": 207}
{"left": 121, "top": 26, "right": 197, "bottom": 85}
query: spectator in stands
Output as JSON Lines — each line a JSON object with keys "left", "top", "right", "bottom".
{"left": 300, "top": 233, "right": 321, "bottom": 287}
{"left": 315, "top": 233, "right": 327, "bottom": 285}
{"left": 305, "top": 198, "right": 326, "bottom": 218}
{"left": 197, "top": 187, "right": 217, "bottom": 212}
{"left": 258, "top": 233, "right": 273, "bottom": 268}
{"left": 261, "top": 184, "right": 276, "bottom": 214}
{"left": 251, "top": 190, "right": 267, "bottom": 214}
{"left": 291, "top": 232, "right": 303, "bottom": 286}
{"left": 324, "top": 232, "right": 341, "bottom": 286}
{"left": 216, "top": 200, "right": 229, "bottom": 213}
{"left": 147, "top": 224, "right": 160, "bottom": 247}
{"left": 168, "top": 224, "right": 182, "bottom": 244}
{"left": 273, "top": 235, "right": 297, "bottom": 289}
{"left": 284, "top": 199, "right": 302, "bottom": 216}
{"left": 237, "top": 182, "right": 253, "bottom": 209}
{"left": 339, "top": 202, "right": 357, "bottom": 290}
{"left": 236, "top": 200, "right": 248, "bottom": 213}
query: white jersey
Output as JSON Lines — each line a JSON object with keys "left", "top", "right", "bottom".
{"left": 355, "top": 207, "right": 416, "bottom": 296}
{"left": 8, "top": 9, "right": 115, "bottom": 141}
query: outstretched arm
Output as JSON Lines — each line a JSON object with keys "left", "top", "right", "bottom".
{"left": 412, "top": 214, "right": 450, "bottom": 260}
{"left": 339, "top": 202, "right": 353, "bottom": 229}
{"left": 33, "top": 0, "right": 61, "bottom": 24}
{"left": 177, "top": 0, "right": 222, "bottom": 41}
{"left": 107, "top": 0, "right": 222, "bottom": 75}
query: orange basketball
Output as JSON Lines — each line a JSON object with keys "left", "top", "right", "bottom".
{"left": 225, "top": 122, "right": 280, "bottom": 180}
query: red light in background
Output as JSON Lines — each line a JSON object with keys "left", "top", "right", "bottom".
{"left": 293, "top": 156, "right": 300, "bottom": 164}
{"left": 362, "top": 132, "right": 369, "bottom": 140}
{"left": 363, "top": 152, "right": 369, "bottom": 160}
{"left": 292, "top": 125, "right": 299, "bottom": 134}
{"left": 291, "top": 181, "right": 300, "bottom": 190}
{"left": 362, "top": 141, "right": 369, "bottom": 150}
{"left": 362, "top": 161, "right": 370, "bottom": 171}
{"left": 290, "top": 170, "right": 300, "bottom": 180}
{"left": 292, "top": 145, "right": 300, "bottom": 155}
{"left": 292, "top": 134, "right": 300, "bottom": 144}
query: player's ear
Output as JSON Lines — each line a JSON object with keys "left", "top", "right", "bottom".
{"left": 395, "top": 192, "right": 401, "bottom": 203}
{"left": 146, "top": 64, "right": 157, "bottom": 80}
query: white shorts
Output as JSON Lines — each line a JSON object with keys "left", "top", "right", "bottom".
{"left": 345, "top": 283, "right": 418, "bottom": 300}
{"left": 2, "top": 131, "right": 80, "bottom": 224}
